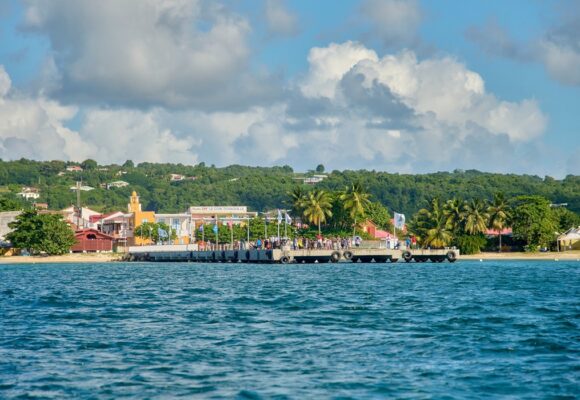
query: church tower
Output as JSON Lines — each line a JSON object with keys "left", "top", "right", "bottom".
{"left": 128, "top": 191, "right": 142, "bottom": 213}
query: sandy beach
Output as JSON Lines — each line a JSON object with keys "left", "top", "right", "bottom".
{"left": 0, "top": 250, "right": 578, "bottom": 264}
{"left": 0, "top": 253, "right": 123, "bottom": 264}
{"left": 461, "top": 251, "right": 580, "bottom": 260}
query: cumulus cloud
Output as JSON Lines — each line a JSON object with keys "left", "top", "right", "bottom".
{"left": 264, "top": 0, "right": 299, "bottom": 37}
{"left": 0, "top": 65, "right": 94, "bottom": 161}
{"left": 360, "top": 0, "right": 422, "bottom": 47}
{"left": 20, "top": 0, "right": 281, "bottom": 109}
{"left": 466, "top": 11, "right": 580, "bottom": 86}
{"left": 0, "top": 38, "right": 565, "bottom": 176}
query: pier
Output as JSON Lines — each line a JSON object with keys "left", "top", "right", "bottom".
{"left": 127, "top": 245, "right": 459, "bottom": 263}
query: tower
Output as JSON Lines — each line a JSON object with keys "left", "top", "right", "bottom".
{"left": 128, "top": 191, "right": 142, "bottom": 213}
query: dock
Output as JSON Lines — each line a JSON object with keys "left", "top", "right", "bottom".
{"left": 127, "top": 245, "right": 460, "bottom": 263}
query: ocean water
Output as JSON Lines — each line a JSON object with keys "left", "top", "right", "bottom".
{"left": 0, "top": 261, "right": 578, "bottom": 399}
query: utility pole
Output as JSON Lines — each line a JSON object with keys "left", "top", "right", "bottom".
{"left": 76, "top": 181, "right": 82, "bottom": 229}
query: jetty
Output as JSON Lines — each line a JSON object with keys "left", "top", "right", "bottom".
{"left": 127, "top": 245, "right": 459, "bottom": 263}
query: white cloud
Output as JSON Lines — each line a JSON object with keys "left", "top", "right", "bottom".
{"left": 0, "top": 38, "right": 564, "bottom": 176}
{"left": 20, "top": 0, "right": 273, "bottom": 109}
{"left": 302, "top": 42, "right": 547, "bottom": 142}
{"left": 264, "top": 0, "right": 299, "bottom": 37}
{"left": 300, "top": 41, "right": 378, "bottom": 99}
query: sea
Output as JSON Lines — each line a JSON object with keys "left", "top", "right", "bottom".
{"left": 0, "top": 260, "right": 578, "bottom": 399}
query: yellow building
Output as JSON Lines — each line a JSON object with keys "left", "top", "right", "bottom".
{"left": 128, "top": 191, "right": 156, "bottom": 246}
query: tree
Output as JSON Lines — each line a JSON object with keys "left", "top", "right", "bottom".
{"left": 6, "top": 210, "right": 75, "bottom": 255}
{"left": 288, "top": 186, "right": 307, "bottom": 218}
{"left": 134, "top": 222, "right": 176, "bottom": 243}
{"left": 316, "top": 164, "right": 325, "bottom": 173}
{"left": 81, "top": 159, "right": 98, "bottom": 170}
{"left": 122, "top": 160, "right": 135, "bottom": 168}
{"left": 365, "top": 201, "right": 392, "bottom": 231}
{"left": 302, "top": 190, "right": 333, "bottom": 234}
{"left": 424, "top": 214, "right": 453, "bottom": 248}
{"left": 443, "top": 198, "right": 464, "bottom": 234}
{"left": 340, "top": 182, "right": 371, "bottom": 238}
{"left": 511, "top": 196, "right": 558, "bottom": 251}
{"left": 487, "top": 193, "right": 511, "bottom": 251}
{"left": 0, "top": 196, "right": 23, "bottom": 211}
{"left": 552, "top": 207, "right": 580, "bottom": 232}
{"left": 463, "top": 199, "right": 489, "bottom": 235}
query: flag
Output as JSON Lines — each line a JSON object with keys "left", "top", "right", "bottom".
{"left": 277, "top": 209, "right": 282, "bottom": 224}
{"left": 157, "top": 227, "right": 168, "bottom": 238}
{"left": 198, "top": 224, "right": 204, "bottom": 232}
{"left": 285, "top": 212, "right": 292, "bottom": 224}
{"left": 394, "top": 212, "right": 405, "bottom": 229}
{"left": 212, "top": 222, "right": 219, "bottom": 234}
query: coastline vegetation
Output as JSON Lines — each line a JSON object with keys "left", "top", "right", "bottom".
{"left": 0, "top": 159, "right": 578, "bottom": 254}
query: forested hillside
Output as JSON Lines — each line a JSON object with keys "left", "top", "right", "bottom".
{"left": 0, "top": 159, "right": 578, "bottom": 216}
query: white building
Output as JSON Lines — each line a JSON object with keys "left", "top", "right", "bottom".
{"left": 107, "top": 180, "right": 129, "bottom": 189}
{"left": 17, "top": 187, "right": 40, "bottom": 200}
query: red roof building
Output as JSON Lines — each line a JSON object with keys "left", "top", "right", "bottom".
{"left": 71, "top": 229, "right": 114, "bottom": 253}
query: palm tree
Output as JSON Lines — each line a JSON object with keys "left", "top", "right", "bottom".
{"left": 288, "top": 186, "right": 307, "bottom": 218}
{"left": 409, "top": 197, "right": 444, "bottom": 247}
{"left": 463, "top": 199, "right": 489, "bottom": 235}
{"left": 487, "top": 193, "right": 511, "bottom": 252}
{"left": 425, "top": 214, "right": 453, "bottom": 248}
{"left": 443, "top": 198, "right": 464, "bottom": 233}
{"left": 340, "top": 182, "right": 371, "bottom": 238}
{"left": 302, "top": 189, "right": 333, "bottom": 234}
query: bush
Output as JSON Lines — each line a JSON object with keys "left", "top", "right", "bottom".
{"left": 454, "top": 234, "right": 486, "bottom": 255}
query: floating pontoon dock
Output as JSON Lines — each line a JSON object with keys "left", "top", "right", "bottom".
{"left": 127, "top": 245, "right": 459, "bottom": 263}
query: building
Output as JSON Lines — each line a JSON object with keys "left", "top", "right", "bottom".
{"left": 69, "top": 185, "right": 94, "bottom": 191}
{"left": 70, "top": 229, "right": 113, "bottom": 253}
{"left": 558, "top": 227, "right": 580, "bottom": 251}
{"left": 34, "top": 203, "right": 49, "bottom": 210}
{"left": 188, "top": 206, "right": 258, "bottom": 226}
{"left": 100, "top": 212, "right": 132, "bottom": 248}
{"left": 128, "top": 191, "right": 155, "bottom": 245}
{"left": 107, "top": 180, "right": 129, "bottom": 189}
{"left": 361, "top": 220, "right": 391, "bottom": 239}
{"left": 61, "top": 206, "right": 101, "bottom": 230}
{"left": 155, "top": 213, "right": 193, "bottom": 244}
{"left": 66, "top": 165, "right": 83, "bottom": 172}
{"left": 17, "top": 187, "right": 40, "bottom": 200}
{"left": 0, "top": 211, "right": 21, "bottom": 241}
{"left": 170, "top": 174, "right": 185, "bottom": 181}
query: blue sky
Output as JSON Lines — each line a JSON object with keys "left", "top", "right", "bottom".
{"left": 0, "top": 0, "right": 578, "bottom": 177}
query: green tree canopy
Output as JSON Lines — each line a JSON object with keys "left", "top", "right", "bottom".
{"left": 511, "top": 196, "right": 558, "bottom": 251}
{"left": 6, "top": 210, "right": 75, "bottom": 255}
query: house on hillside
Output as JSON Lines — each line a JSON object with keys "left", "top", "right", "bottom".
{"left": 66, "top": 165, "right": 83, "bottom": 172}
{"left": 106, "top": 180, "right": 129, "bottom": 189}
{"left": 70, "top": 229, "right": 113, "bottom": 253}
{"left": 69, "top": 185, "right": 94, "bottom": 191}
{"left": 17, "top": 187, "right": 40, "bottom": 200}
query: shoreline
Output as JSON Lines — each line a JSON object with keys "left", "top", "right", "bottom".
{"left": 0, "top": 251, "right": 578, "bottom": 264}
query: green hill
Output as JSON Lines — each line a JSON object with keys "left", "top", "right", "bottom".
{"left": 0, "top": 159, "right": 578, "bottom": 216}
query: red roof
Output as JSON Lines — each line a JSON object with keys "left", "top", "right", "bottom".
{"left": 485, "top": 228, "right": 512, "bottom": 235}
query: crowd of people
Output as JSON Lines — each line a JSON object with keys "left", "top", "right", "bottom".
{"left": 197, "top": 234, "right": 419, "bottom": 251}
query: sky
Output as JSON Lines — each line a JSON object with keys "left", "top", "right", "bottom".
{"left": 0, "top": 0, "right": 578, "bottom": 177}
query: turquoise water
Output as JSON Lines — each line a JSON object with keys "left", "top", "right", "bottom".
{"left": 1, "top": 261, "right": 578, "bottom": 399}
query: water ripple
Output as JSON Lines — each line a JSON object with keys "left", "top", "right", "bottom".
{"left": 0, "top": 260, "right": 578, "bottom": 398}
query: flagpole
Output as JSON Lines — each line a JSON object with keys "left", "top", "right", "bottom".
{"left": 230, "top": 219, "right": 233, "bottom": 249}
{"left": 201, "top": 218, "right": 204, "bottom": 244}
{"left": 215, "top": 217, "right": 219, "bottom": 249}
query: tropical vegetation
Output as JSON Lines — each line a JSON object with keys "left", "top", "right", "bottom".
{"left": 6, "top": 210, "right": 76, "bottom": 255}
